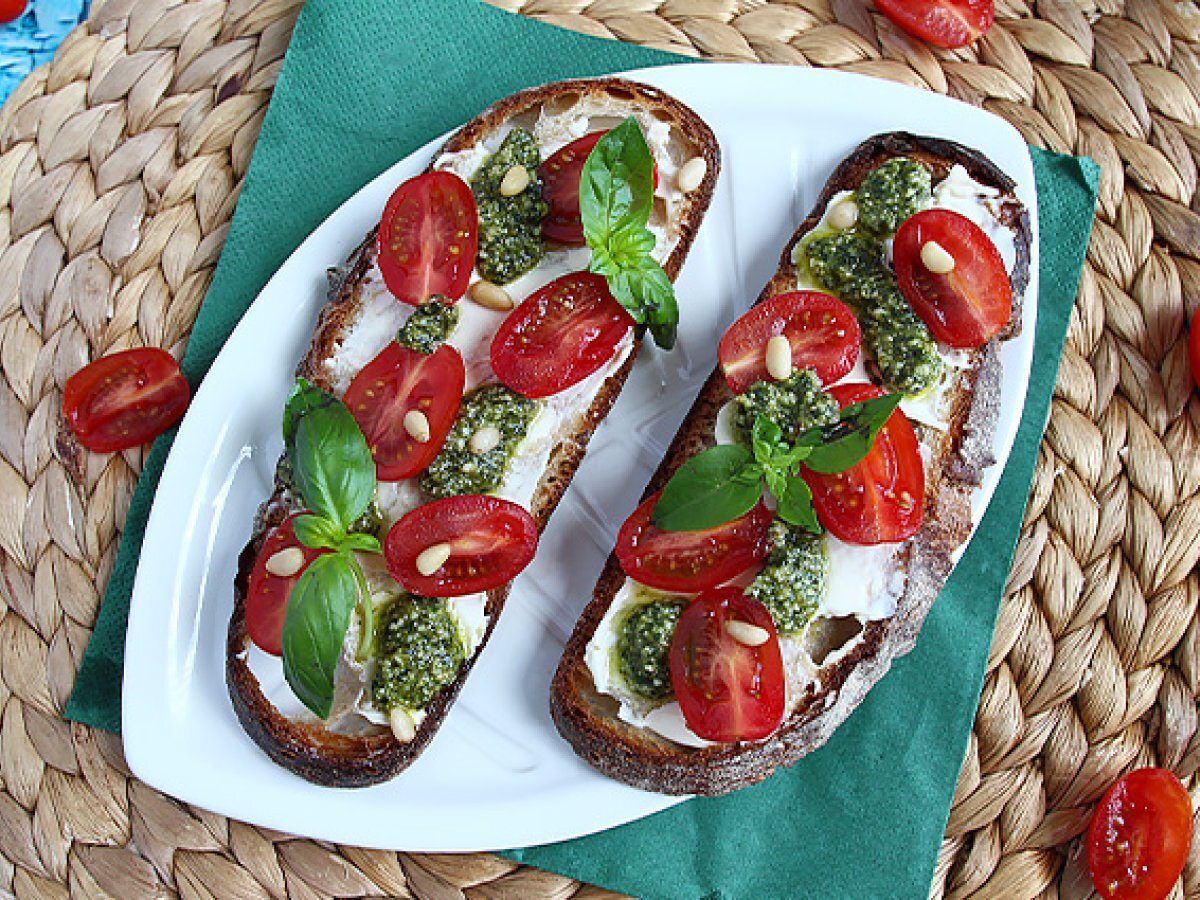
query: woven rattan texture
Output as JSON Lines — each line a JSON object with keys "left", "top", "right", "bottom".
{"left": 0, "top": 0, "right": 1197, "bottom": 896}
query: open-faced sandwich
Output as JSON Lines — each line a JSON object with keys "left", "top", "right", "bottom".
{"left": 551, "top": 132, "right": 1032, "bottom": 796}
{"left": 226, "top": 78, "right": 720, "bottom": 787}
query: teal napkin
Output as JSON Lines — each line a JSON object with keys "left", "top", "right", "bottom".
{"left": 64, "top": 0, "right": 1100, "bottom": 896}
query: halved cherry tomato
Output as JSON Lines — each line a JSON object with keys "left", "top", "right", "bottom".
{"left": 63, "top": 347, "right": 190, "bottom": 452}
{"left": 616, "top": 492, "right": 772, "bottom": 593}
{"left": 875, "top": 0, "right": 994, "bottom": 49}
{"left": 343, "top": 341, "right": 465, "bottom": 481}
{"left": 893, "top": 209, "right": 1011, "bottom": 349}
{"left": 384, "top": 495, "right": 538, "bottom": 597}
{"left": 377, "top": 171, "right": 477, "bottom": 306}
{"left": 539, "top": 131, "right": 658, "bottom": 245}
{"left": 718, "top": 291, "right": 860, "bottom": 393}
{"left": 1087, "top": 767, "right": 1193, "bottom": 900}
{"left": 245, "top": 513, "right": 330, "bottom": 656}
{"left": 1189, "top": 306, "right": 1200, "bottom": 391}
{"left": 491, "top": 271, "right": 634, "bottom": 399}
{"left": 669, "top": 586, "right": 785, "bottom": 742}
{"left": 802, "top": 383, "right": 924, "bottom": 545}
{"left": 0, "top": 0, "right": 27, "bottom": 23}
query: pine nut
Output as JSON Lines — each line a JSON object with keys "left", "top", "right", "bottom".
{"left": 415, "top": 542, "right": 452, "bottom": 576}
{"left": 389, "top": 707, "right": 416, "bottom": 743}
{"left": 469, "top": 280, "right": 514, "bottom": 312}
{"left": 828, "top": 198, "right": 859, "bottom": 231}
{"left": 403, "top": 409, "right": 431, "bottom": 443}
{"left": 765, "top": 334, "right": 793, "bottom": 381}
{"left": 499, "top": 164, "right": 530, "bottom": 197}
{"left": 676, "top": 156, "right": 707, "bottom": 194}
{"left": 265, "top": 547, "right": 305, "bottom": 578}
{"left": 724, "top": 619, "right": 770, "bottom": 647}
{"left": 469, "top": 425, "right": 502, "bottom": 455}
{"left": 920, "top": 240, "right": 956, "bottom": 274}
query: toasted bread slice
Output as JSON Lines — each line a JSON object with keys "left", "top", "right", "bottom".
{"left": 226, "top": 78, "right": 721, "bottom": 787}
{"left": 550, "top": 132, "right": 1032, "bottom": 796}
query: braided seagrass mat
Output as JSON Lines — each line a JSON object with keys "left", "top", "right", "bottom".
{"left": 0, "top": 0, "right": 1198, "bottom": 896}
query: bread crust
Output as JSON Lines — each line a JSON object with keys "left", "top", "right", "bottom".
{"left": 226, "top": 77, "right": 721, "bottom": 787}
{"left": 550, "top": 131, "right": 1033, "bottom": 796}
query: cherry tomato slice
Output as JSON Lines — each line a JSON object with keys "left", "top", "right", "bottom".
{"left": 718, "top": 291, "right": 860, "bottom": 393}
{"left": 0, "top": 0, "right": 26, "bottom": 23}
{"left": 491, "top": 271, "right": 634, "bottom": 399}
{"left": 377, "top": 171, "right": 477, "bottom": 306}
{"left": 384, "top": 495, "right": 538, "bottom": 597}
{"left": 245, "top": 513, "right": 330, "bottom": 656}
{"left": 63, "top": 347, "right": 190, "bottom": 452}
{"left": 616, "top": 492, "right": 772, "bottom": 593}
{"left": 539, "top": 130, "right": 658, "bottom": 245}
{"left": 1088, "top": 767, "right": 1193, "bottom": 900}
{"left": 893, "top": 209, "right": 1012, "bottom": 349}
{"left": 874, "top": 0, "right": 994, "bottom": 49}
{"left": 802, "top": 383, "right": 924, "bottom": 545}
{"left": 669, "top": 586, "right": 785, "bottom": 742}
{"left": 1189, "top": 306, "right": 1200, "bottom": 391}
{"left": 343, "top": 341, "right": 465, "bottom": 481}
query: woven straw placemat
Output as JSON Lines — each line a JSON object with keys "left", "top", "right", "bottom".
{"left": 0, "top": 0, "right": 1197, "bottom": 896}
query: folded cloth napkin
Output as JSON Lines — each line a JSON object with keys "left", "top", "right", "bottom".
{"left": 65, "top": 0, "right": 1099, "bottom": 896}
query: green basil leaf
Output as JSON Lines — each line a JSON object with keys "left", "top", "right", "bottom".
{"left": 652, "top": 445, "right": 762, "bottom": 531}
{"left": 283, "top": 379, "right": 336, "bottom": 454}
{"left": 281, "top": 553, "right": 359, "bottom": 719}
{"left": 291, "top": 394, "right": 376, "bottom": 532}
{"left": 339, "top": 533, "right": 382, "bottom": 554}
{"left": 292, "top": 514, "right": 344, "bottom": 551}
{"left": 801, "top": 393, "right": 903, "bottom": 474}
{"left": 776, "top": 475, "right": 822, "bottom": 534}
{"left": 762, "top": 467, "right": 789, "bottom": 505}
{"left": 751, "top": 416, "right": 783, "bottom": 462}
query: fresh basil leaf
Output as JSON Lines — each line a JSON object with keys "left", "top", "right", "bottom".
{"left": 762, "top": 467, "right": 789, "bottom": 506}
{"left": 776, "top": 475, "right": 822, "bottom": 534}
{"left": 292, "top": 514, "right": 344, "bottom": 551}
{"left": 281, "top": 553, "right": 358, "bottom": 719}
{"left": 283, "top": 379, "right": 336, "bottom": 454}
{"left": 652, "top": 444, "right": 762, "bottom": 532}
{"left": 339, "top": 533, "right": 382, "bottom": 554}
{"left": 801, "top": 393, "right": 903, "bottom": 474}
{"left": 292, "top": 396, "right": 375, "bottom": 532}
{"left": 751, "top": 416, "right": 783, "bottom": 461}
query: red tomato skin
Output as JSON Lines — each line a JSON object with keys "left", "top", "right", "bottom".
{"left": 539, "top": 130, "right": 658, "bottom": 245}
{"left": 802, "top": 383, "right": 925, "bottom": 545}
{"left": 63, "top": 347, "right": 190, "bottom": 452}
{"left": 616, "top": 492, "right": 773, "bottom": 593}
{"left": 384, "top": 495, "right": 538, "bottom": 597}
{"left": 1087, "top": 768, "right": 1193, "bottom": 900}
{"left": 893, "top": 209, "right": 1012, "bottom": 349}
{"left": 491, "top": 271, "right": 634, "bottom": 399}
{"left": 718, "top": 291, "right": 861, "bottom": 393}
{"left": 377, "top": 171, "right": 477, "bottom": 306}
{"left": 1189, "top": 306, "right": 1200, "bottom": 391}
{"left": 245, "top": 514, "right": 330, "bottom": 656}
{"left": 343, "top": 341, "right": 465, "bottom": 481}
{"left": 874, "top": 0, "right": 994, "bottom": 49}
{"left": 0, "top": 0, "right": 26, "bottom": 23}
{"left": 669, "top": 586, "right": 786, "bottom": 742}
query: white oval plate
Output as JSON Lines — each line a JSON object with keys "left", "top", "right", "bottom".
{"left": 122, "top": 63, "right": 1039, "bottom": 852}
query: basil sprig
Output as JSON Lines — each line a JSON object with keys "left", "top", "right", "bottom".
{"left": 580, "top": 117, "right": 679, "bottom": 350}
{"left": 279, "top": 379, "right": 382, "bottom": 718}
{"left": 652, "top": 393, "right": 903, "bottom": 534}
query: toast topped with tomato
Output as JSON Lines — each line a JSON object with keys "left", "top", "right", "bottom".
{"left": 550, "top": 132, "right": 1031, "bottom": 795}
{"left": 226, "top": 78, "right": 720, "bottom": 787}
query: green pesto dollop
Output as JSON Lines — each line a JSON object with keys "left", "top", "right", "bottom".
{"left": 616, "top": 599, "right": 685, "bottom": 700}
{"left": 806, "top": 232, "right": 942, "bottom": 395}
{"left": 348, "top": 499, "right": 385, "bottom": 540}
{"left": 371, "top": 596, "right": 465, "bottom": 712}
{"left": 420, "top": 384, "right": 541, "bottom": 498}
{"left": 471, "top": 128, "right": 548, "bottom": 285}
{"left": 855, "top": 158, "right": 932, "bottom": 236}
{"left": 734, "top": 368, "right": 839, "bottom": 445}
{"left": 747, "top": 520, "right": 828, "bottom": 634}
{"left": 396, "top": 299, "right": 459, "bottom": 354}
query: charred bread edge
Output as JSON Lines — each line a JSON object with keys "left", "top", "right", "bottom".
{"left": 226, "top": 77, "right": 722, "bottom": 788}
{"left": 550, "top": 131, "right": 1033, "bottom": 796}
